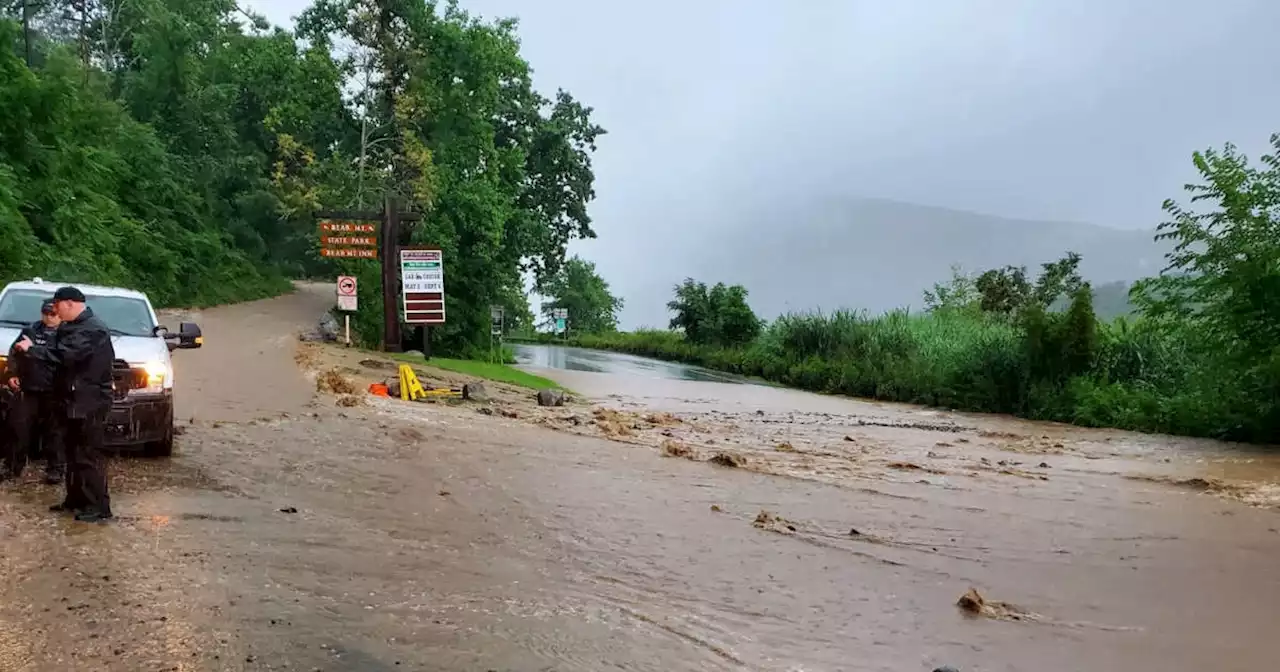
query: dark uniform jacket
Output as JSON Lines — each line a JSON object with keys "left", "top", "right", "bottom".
{"left": 7, "top": 321, "right": 59, "bottom": 392}
{"left": 27, "top": 308, "right": 115, "bottom": 418}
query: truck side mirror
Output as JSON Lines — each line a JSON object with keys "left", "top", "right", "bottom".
{"left": 177, "top": 322, "right": 203, "bottom": 349}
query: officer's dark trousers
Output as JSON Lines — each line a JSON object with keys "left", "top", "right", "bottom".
{"left": 6, "top": 391, "right": 65, "bottom": 478}
{"left": 63, "top": 408, "right": 110, "bottom": 516}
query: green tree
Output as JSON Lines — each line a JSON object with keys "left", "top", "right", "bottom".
{"left": 668, "top": 279, "right": 761, "bottom": 346}
{"left": 492, "top": 282, "right": 535, "bottom": 335}
{"left": 923, "top": 264, "right": 980, "bottom": 313}
{"left": 974, "top": 265, "right": 1031, "bottom": 315}
{"left": 1132, "top": 135, "right": 1280, "bottom": 439}
{"left": 0, "top": 18, "right": 283, "bottom": 305}
{"left": 1132, "top": 137, "right": 1280, "bottom": 360}
{"left": 297, "top": 1, "right": 605, "bottom": 353}
{"left": 540, "top": 256, "right": 622, "bottom": 334}
{"left": 973, "top": 252, "right": 1082, "bottom": 317}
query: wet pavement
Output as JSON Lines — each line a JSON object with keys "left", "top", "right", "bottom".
{"left": 513, "top": 343, "right": 752, "bottom": 384}
{"left": 0, "top": 286, "right": 1277, "bottom": 671}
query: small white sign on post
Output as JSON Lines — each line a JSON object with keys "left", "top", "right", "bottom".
{"left": 336, "top": 275, "right": 358, "bottom": 346}
{"left": 336, "top": 275, "right": 358, "bottom": 311}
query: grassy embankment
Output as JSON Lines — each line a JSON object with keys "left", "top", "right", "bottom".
{"left": 512, "top": 308, "right": 1265, "bottom": 443}
{"left": 389, "top": 352, "right": 562, "bottom": 390}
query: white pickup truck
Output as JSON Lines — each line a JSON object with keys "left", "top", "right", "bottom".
{"left": 0, "top": 278, "right": 202, "bottom": 456}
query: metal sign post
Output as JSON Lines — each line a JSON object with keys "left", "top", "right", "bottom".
{"left": 336, "top": 275, "right": 358, "bottom": 345}
{"left": 489, "top": 305, "right": 504, "bottom": 363}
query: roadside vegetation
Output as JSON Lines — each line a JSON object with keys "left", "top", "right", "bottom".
{"left": 0, "top": 2, "right": 600, "bottom": 358}
{"left": 389, "top": 353, "right": 561, "bottom": 391}
{"left": 547, "top": 137, "right": 1280, "bottom": 444}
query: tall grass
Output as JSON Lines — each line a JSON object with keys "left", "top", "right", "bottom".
{"left": 562, "top": 308, "right": 1257, "bottom": 442}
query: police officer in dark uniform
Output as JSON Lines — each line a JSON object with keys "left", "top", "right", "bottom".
{"left": 16, "top": 286, "right": 115, "bottom": 522}
{"left": 2, "top": 299, "right": 65, "bottom": 484}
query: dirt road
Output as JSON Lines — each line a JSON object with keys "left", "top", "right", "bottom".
{"left": 1, "top": 284, "right": 1277, "bottom": 671}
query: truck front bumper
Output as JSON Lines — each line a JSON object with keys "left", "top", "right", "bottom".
{"left": 105, "top": 391, "right": 173, "bottom": 447}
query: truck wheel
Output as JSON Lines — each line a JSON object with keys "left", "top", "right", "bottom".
{"left": 145, "top": 426, "right": 174, "bottom": 458}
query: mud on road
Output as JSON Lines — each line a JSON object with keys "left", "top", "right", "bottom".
{"left": 1, "top": 283, "right": 1278, "bottom": 672}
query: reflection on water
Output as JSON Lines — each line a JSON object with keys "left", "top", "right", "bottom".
{"left": 512, "top": 344, "right": 753, "bottom": 384}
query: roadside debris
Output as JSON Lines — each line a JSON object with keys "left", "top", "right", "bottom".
{"left": 752, "top": 510, "right": 797, "bottom": 534}
{"left": 462, "top": 382, "right": 488, "bottom": 401}
{"left": 857, "top": 418, "right": 968, "bottom": 433}
{"left": 298, "top": 313, "right": 340, "bottom": 342}
{"left": 643, "top": 412, "right": 682, "bottom": 426}
{"left": 709, "top": 452, "right": 745, "bottom": 468}
{"left": 537, "top": 389, "right": 567, "bottom": 407}
{"left": 397, "top": 427, "right": 425, "bottom": 442}
{"left": 660, "top": 440, "right": 693, "bottom": 458}
{"left": 316, "top": 368, "right": 357, "bottom": 394}
{"left": 956, "top": 587, "right": 1036, "bottom": 622}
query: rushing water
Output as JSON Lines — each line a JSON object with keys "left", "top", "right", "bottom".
{"left": 1, "top": 300, "right": 1277, "bottom": 671}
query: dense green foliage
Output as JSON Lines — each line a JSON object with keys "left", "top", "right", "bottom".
{"left": 667, "top": 279, "right": 762, "bottom": 347}
{"left": 538, "top": 255, "right": 621, "bottom": 334}
{"left": 0, "top": 1, "right": 601, "bottom": 352}
{"left": 0, "top": 14, "right": 291, "bottom": 305}
{"left": 568, "top": 137, "right": 1280, "bottom": 443}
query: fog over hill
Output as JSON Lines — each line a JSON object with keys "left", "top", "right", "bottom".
{"left": 661, "top": 199, "right": 1166, "bottom": 324}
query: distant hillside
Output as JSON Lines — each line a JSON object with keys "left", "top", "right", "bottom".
{"left": 693, "top": 198, "right": 1166, "bottom": 319}
{"left": 1086, "top": 280, "right": 1136, "bottom": 320}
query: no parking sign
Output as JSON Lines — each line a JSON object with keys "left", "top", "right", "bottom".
{"left": 336, "top": 275, "right": 358, "bottom": 311}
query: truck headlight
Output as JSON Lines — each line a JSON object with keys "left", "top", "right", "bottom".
{"left": 135, "top": 360, "right": 171, "bottom": 394}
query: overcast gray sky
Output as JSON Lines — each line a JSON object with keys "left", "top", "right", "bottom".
{"left": 246, "top": 0, "right": 1280, "bottom": 327}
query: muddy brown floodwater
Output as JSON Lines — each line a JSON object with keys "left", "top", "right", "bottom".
{"left": 2, "top": 283, "right": 1278, "bottom": 671}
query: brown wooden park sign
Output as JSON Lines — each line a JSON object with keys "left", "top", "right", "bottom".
{"left": 314, "top": 197, "right": 442, "bottom": 354}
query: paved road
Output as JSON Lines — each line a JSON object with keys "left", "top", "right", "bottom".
{"left": 513, "top": 343, "right": 752, "bottom": 384}
{"left": 0, "top": 284, "right": 1275, "bottom": 671}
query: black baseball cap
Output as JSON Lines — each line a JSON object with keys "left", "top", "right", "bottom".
{"left": 40, "top": 299, "right": 55, "bottom": 315}
{"left": 52, "top": 286, "right": 86, "bottom": 303}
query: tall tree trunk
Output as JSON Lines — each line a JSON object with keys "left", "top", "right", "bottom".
{"left": 21, "top": 0, "right": 32, "bottom": 66}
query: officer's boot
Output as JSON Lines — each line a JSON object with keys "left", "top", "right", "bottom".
{"left": 43, "top": 461, "right": 64, "bottom": 485}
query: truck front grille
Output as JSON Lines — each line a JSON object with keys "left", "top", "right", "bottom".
{"left": 111, "top": 359, "right": 147, "bottom": 397}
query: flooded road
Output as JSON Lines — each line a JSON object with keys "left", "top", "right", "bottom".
{"left": 0, "top": 288, "right": 1277, "bottom": 671}
{"left": 513, "top": 342, "right": 751, "bottom": 384}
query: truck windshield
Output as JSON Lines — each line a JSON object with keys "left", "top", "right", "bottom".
{"left": 0, "top": 289, "right": 156, "bottom": 337}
